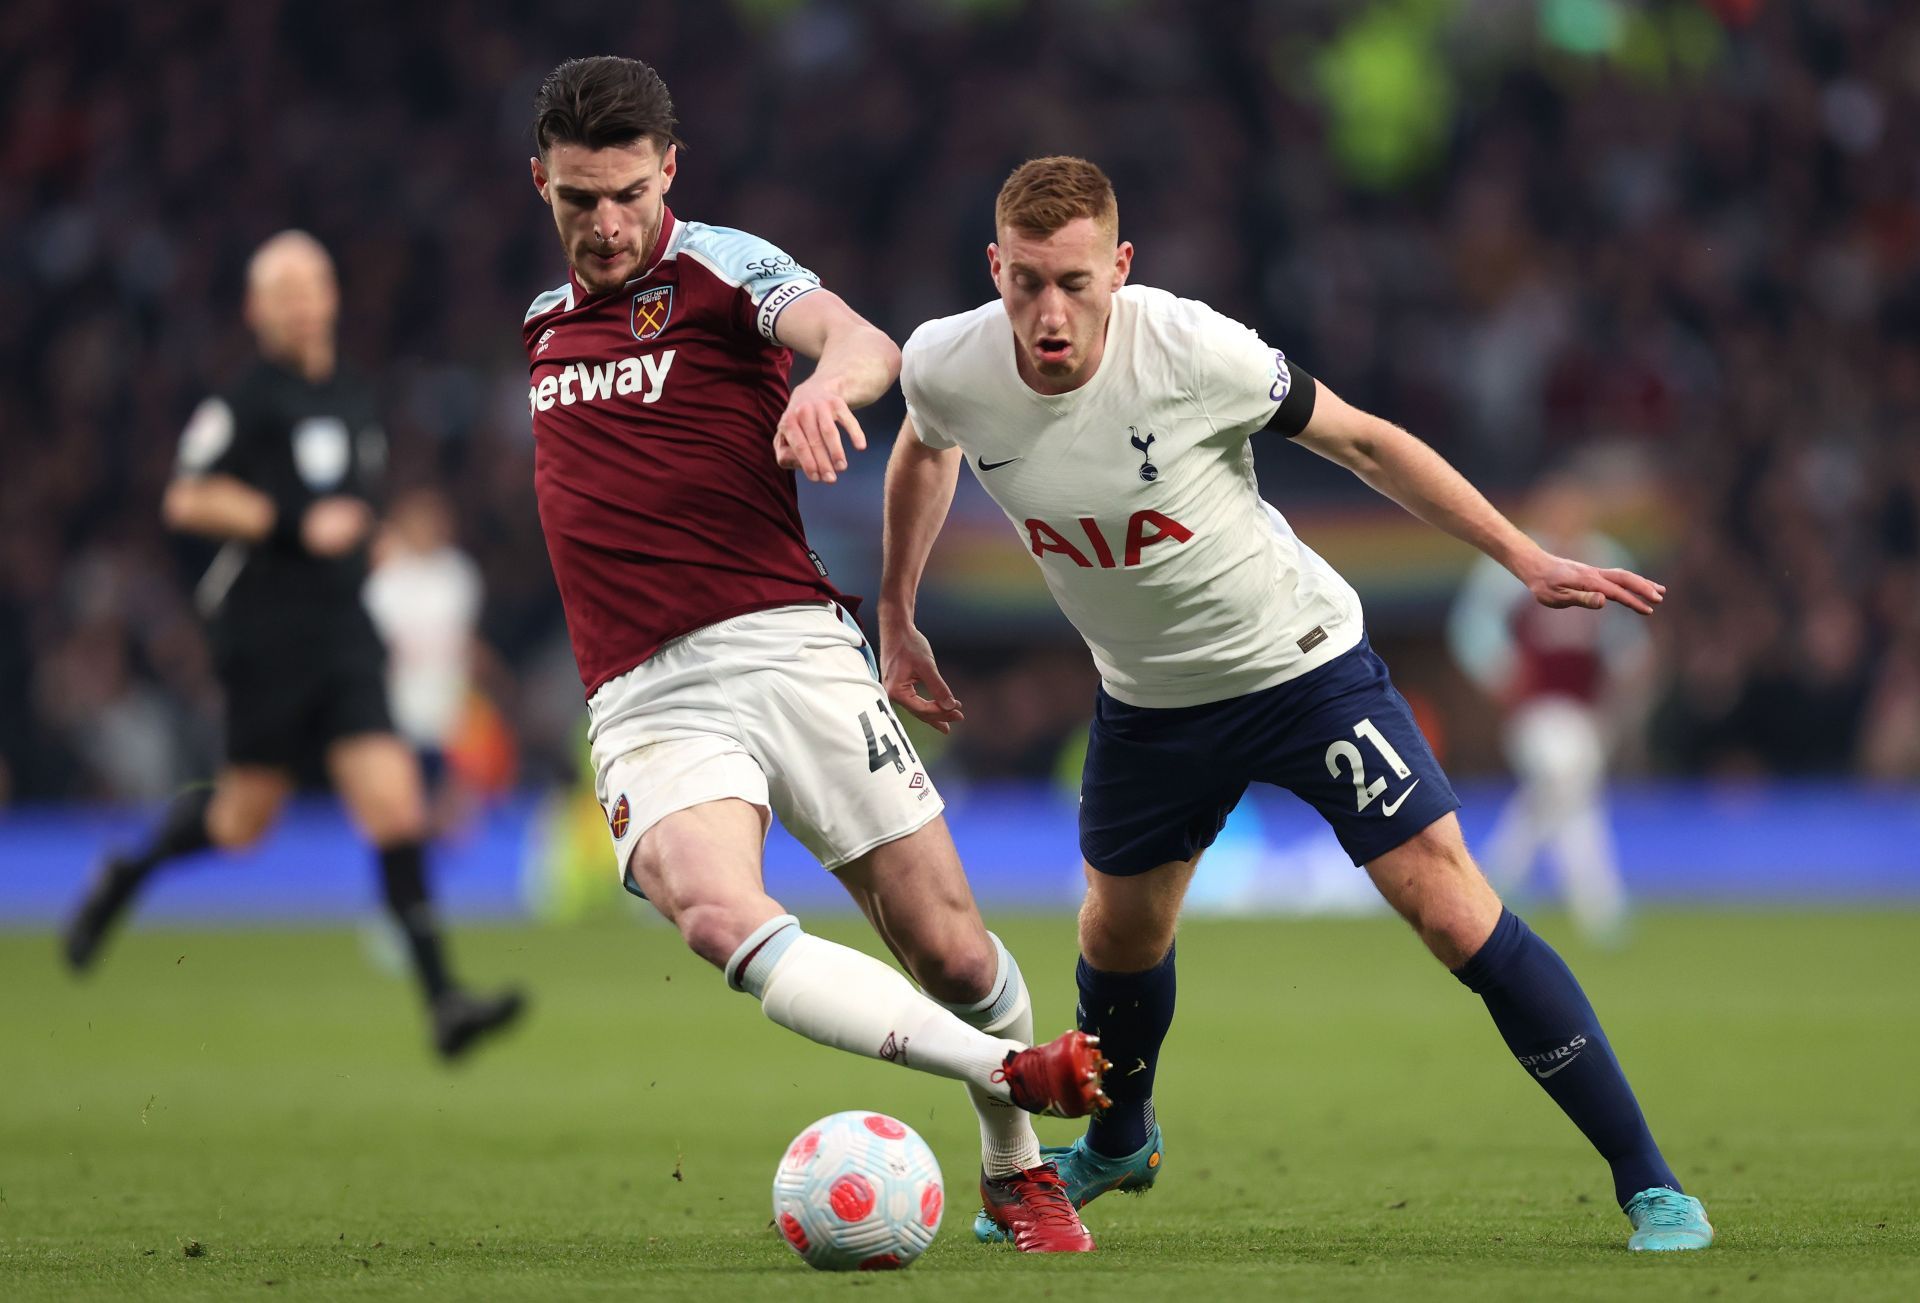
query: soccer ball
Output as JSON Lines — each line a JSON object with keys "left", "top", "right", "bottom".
{"left": 771, "top": 1110, "right": 944, "bottom": 1271}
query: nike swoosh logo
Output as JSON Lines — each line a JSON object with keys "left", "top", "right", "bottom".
{"left": 1533, "top": 1053, "right": 1582, "bottom": 1079}
{"left": 1381, "top": 779, "right": 1421, "bottom": 816}
{"left": 977, "top": 456, "right": 1022, "bottom": 471}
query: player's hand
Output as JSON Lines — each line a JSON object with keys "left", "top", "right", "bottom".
{"left": 881, "top": 622, "right": 964, "bottom": 733}
{"left": 1521, "top": 552, "right": 1665, "bottom": 616}
{"left": 300, "top": 496, "right": 374, "bottom": 557}
{"left": 774, "top": 377, "right": 867, "bottom": 484}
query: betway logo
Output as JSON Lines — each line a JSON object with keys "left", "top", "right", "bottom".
{"left": 528, "top": 350, "right": 676, "bottom": 413}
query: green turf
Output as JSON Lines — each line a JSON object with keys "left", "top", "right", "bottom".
{"left": 3, "top": 911, "right": 1917, "bottom": 1300}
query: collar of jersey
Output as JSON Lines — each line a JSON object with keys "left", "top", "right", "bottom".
{"left": 567, "top": 207, "right": 680, "bottom": 301}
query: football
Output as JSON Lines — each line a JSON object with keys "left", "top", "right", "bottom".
{"left": 771, "top": 1110, "right": 945, "bottom": 1270}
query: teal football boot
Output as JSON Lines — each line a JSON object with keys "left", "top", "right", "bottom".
{"left": 1624, "top": 1187, "right": 1714, "bottom": 1251}
{"left": 973, "top": 1126, "right": 1163, "bottom": 1242}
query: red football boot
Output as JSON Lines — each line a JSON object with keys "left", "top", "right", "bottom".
{"left": 996, "top": 1030, "right": 1111, "bottom": 1117}
{"left": 979, "top": 1162, "right": 1095, "bottom": 1252}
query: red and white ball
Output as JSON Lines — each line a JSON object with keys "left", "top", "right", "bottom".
{"left": 771, "top": 1110, "right": 944, "bottom": 1271}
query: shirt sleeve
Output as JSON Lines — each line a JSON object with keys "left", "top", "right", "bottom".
{"left": 174, "top": 395, "right": 239, "bottom": 477}
{"left": 681, "top": 225, "right": 825, "bottom": 343}
{"left": 1191, "top": 302, "right": 1318, "bottom": 438}
{"left": 899, "top": 339, "right": 957, "bottom": 451}
{"left": 742, "top": 246, "right": 823, "bottom": 343}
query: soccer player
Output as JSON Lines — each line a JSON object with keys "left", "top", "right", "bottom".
{"left": 1448, "top": 478, "right": 1652, "bottom": 946}
{"left": 878, "top": 157, "right": 1712, "bottom": 1252}
{"left": 63, "top": 231, "right": 524, "bottom": 1061}
{"left": 365, "top": 487, "right": 489, "bottom": 826}
{"left": 519, "top": 59, "right": 1102, "bottom": 1252}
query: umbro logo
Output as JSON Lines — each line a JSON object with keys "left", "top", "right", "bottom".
{"left": 977, "top": 455, "right": 1022, "bottom": 472}
{"left": 535, "top": 327, "right": 558, "bottom": 356}
{"left": 879, "top": 1031, "right": 909, "bottom": 1064}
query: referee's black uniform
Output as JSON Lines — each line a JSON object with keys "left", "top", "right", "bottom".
{"left": 65, "top": 233, "right": 523, "bottom": 1061}
{"left": 180, "top": 359, "right": 392, "bottom": 769}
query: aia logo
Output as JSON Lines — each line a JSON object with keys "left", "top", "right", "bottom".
{"left": 630, "top": 285, "right": 673, "bottom": 342}
{"left": 1025, "top": 510, "right": 1193, "bottom": 569}
{"left": 608, "top": 794, "right": 631, "bottom": 839}
{"left": 535, "top": 327, "right": 558, "bottom": 356}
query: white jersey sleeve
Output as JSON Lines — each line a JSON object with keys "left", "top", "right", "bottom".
{"left": 1188, "top": 301, "right": 1294, "bottom": 438}
{"left": 899, "top": 328, "right": 959, "bottom": 451}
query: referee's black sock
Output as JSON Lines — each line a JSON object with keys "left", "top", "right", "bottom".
{"left": 377, "top": 841, "right": 454, "bottom": 1003}
{"left": 121, "top": 786, "right": 216, "bottom": 881}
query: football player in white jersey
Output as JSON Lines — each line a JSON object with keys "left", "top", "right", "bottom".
{"left": 872, "top": 157, "right": 1711, "bottom": 1253}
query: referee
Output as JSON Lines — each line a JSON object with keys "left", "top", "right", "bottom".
{"left": 63, "top": 231, "right": 524, "bottom": 1061}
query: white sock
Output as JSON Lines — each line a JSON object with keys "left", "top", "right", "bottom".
{"left": 728, "top": 915, "right": 1019, "bottom": 1101}
{"left": 937, "top": 932, "right": 1044, "bottom": 1177}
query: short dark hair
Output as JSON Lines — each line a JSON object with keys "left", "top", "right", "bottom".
{"left": 533, "top": 56, "right": 683, "bottom": 157}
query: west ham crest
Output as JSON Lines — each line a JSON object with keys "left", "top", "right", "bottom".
{"left": 630, "top": 286, "right": 673, "bottom": 342}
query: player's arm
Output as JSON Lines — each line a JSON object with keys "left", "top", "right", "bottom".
{"left": 771, "top": 289, "right": 902, "bottom": 484}
{"left": 1292, "top": 385, "right": 1665, "bottom": 615}
{"left": 877, "top": 414, "right": 966, "bottom": 731}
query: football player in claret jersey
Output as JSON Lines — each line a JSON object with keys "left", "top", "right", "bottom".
{"left": 1449, "top": 478, "right": 1651, "bottom": 947}
{"left": 520, "top": 59, "right": 1102, "bottom": 1252}
{"left": 879, "top": 157, "right": 1712, "bottom": 1252}
{"left": 63, "top": 232, "right": 524, "bottom": 1061}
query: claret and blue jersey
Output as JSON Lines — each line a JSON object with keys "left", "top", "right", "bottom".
{"left": 522, "top": 208, "right": 846, "bottom": 698}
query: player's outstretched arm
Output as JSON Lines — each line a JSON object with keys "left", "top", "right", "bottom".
{"left": 770, "top": 290, "right": 901, "bottom": 484}
{"left": 878, "top": 417, "right": 966, "bottom": 732}
{"left": 1293, "top": 385, "right": 1666, "bottom": 616}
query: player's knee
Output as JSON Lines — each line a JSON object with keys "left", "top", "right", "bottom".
{"left": 207, "top": 798, "right": 274, "bottom": 850}
{"left": 903, "top": 932, "right": 997, "bottom": 1006}
{"left": 1400, "top": 841, "right": 1501, "bottom": 965}
{"left": 1078, "top": 909, "right": 1174, "bottom": 973}
{"left": 676, "top": 902, "right": 760, "bottom": 971}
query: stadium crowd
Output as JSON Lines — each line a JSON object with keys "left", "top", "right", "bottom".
{"left": 2, "top": 0, "right": 1916, "bottom": 801}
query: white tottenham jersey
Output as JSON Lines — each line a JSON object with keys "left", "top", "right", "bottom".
{"left": 902, "top": 284, "right": 1364, "bottom": 709}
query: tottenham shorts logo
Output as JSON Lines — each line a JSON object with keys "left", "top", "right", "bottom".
{"left": 608, "top": 793, "right": 631, "bottom": 839}
{"left": 630, "top": 286, "right": 673, "bottom": 342}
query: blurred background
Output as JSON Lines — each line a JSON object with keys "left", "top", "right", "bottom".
{"left": 2, "top": 0, "right": 1916, "bottom": 924}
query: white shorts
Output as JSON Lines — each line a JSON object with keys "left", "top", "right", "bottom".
{"left": 587, "top": 602, "right": 944, "bottom": 883}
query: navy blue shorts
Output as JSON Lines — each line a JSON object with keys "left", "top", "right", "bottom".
{"left": 1079, "top": 636, "right": 1460, "bottom": 874}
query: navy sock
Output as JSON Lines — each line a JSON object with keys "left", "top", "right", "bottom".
{"left": 378, "top": 841, "right": 453, "bottom": 1002}
{"left": 1077, "top": 944, "right": 1175, "bottom": 1159}
{"left": 1453, "top": 909, "right": 1680, "bottom": 1207}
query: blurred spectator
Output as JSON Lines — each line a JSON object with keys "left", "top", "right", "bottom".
{"left": 2, "top": 0, "right": 1916, "bottom": 797}
{"left": 1448, "top": 478, "right": 1652, "bottom": 944}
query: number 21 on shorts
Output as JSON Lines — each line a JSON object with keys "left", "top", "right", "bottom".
{"left": 1325, "top": 718, "right": 1413, "bottom": 813}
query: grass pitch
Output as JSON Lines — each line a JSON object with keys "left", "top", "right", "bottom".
{"left": 3, "top": 910, "right": 1917, "bottom": 1300}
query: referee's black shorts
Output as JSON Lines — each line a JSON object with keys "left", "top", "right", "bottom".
{"left": 216, "top": 623, "right": 393, "bottom": 772}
